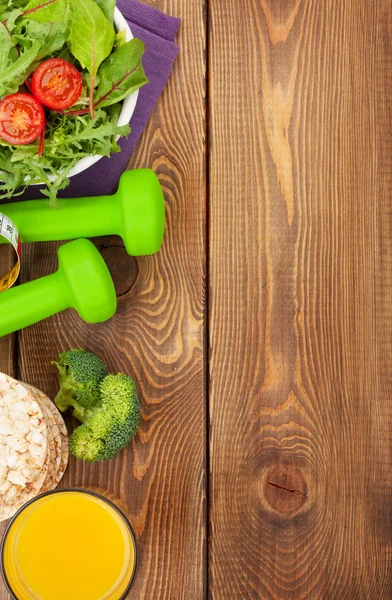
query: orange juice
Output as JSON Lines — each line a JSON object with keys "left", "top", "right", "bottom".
{"left": 1, "top": 490, "right": 137, "bottom": 600}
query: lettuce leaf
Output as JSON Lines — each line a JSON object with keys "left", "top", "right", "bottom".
{"left": 22, "top": 0, "right": 69, "bottom": 22}
{"left": 94, "top": 39, "right": 148, "bottom": 108}
{"left": 69, "top": 0, "right": 115, "bottom": 115}
{"left": 94, "top": 0, "right": 115, "bottom": 24}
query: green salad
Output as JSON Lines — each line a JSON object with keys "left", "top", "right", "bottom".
{"left": 0, "top": 0, "right": 148, "bottom": 204}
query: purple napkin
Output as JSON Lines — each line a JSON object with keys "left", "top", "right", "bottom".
{"left": 21, "top": 0, "right": 180, "bottom": 199}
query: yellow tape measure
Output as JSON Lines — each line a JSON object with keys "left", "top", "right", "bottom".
{"left": 0, "top": 213, "right": 21, "bottom": 292}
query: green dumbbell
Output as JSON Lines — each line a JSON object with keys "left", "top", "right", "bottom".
{"left": 0, "top": 169, "right": 165, "bottom": 256}
{"left": 0, "top": 239, "right": 116, "bottom": 337}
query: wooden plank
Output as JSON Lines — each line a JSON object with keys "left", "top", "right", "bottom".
{"left": 209, "top": 0, "right": 392, "bottom": 598}
{"left": 0, "top": 246, "right": 16, "bottom": 560}
{"left": 0, "top": 247, "right": 16, "bottom": 378}
{"left": 0, "top": 0, "right": 207, "bottom": 598}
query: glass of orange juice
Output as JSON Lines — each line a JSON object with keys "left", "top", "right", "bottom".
{"left": 1, "top": 489, "right": 137, "bottom": 600}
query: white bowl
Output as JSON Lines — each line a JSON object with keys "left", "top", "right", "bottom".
{"left": 67, "top": 7, "right": 139, "bottom": 178}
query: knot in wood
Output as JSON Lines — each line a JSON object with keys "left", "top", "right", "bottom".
{"left": 263, "top": 461, "right": 308, "bottom": 516}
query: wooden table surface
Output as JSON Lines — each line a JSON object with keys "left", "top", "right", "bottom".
{"left": 1, "top": 0, "right": 391, "bottom": 598}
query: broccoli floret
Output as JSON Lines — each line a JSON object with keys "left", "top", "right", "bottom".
{"left": 68, "top": 425, "right": 105, "bottom": 462}
{"left": 53, "top": 349, "right": 107, "bottom": 419}
{"left": 69, "top": 373, "right": 140, "bottom": 462}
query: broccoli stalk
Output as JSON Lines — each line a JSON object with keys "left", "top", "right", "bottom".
{"left": 53, "top": 349, "right": 107, "bottom": 420}
{"left": 69, "top": 373, "right": 140, "bottom": 462}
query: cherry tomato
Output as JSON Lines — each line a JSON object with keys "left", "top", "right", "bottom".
{"left": 0, "top": 93, "right": 45, "bottom": 145}
{"left": 32, "top": 59, "right": 82, "bottom": 111}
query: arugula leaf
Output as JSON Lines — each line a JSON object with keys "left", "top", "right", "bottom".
{"left": 36, "top": 22, "right": 69, "bottom": 60}
{"left": 0, "top": 25, "right": 15, "bottom": 71}
{"left": 21, "top": 0, "right": 68, "bottom": 23}
{"left": 14, "top": 18, "right": 69, "bottom": 61}
{"left": 0, "top": 39, "right": 40, "bottom": 97}
{"left": 94, "top": 0, "right": 115, "bottom": 24}
{"left": 5, "top": 8, "right": 23, "bottom": 32}
{"left": 95, "top": 39, "right": 148, "bottom": 108}
{"left": 69, "top": 0, "right": 115, "bottom": 116}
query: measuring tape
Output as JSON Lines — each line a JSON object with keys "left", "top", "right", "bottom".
{"left": 0, "top": 213, "right": 21, "bottom": 292}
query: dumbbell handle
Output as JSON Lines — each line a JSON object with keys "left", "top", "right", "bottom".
{"left": 1, "top": 193, "right": 119, "bottom": 243}
{"left": 0, "top": 272, "right": 68, "bottom": 337}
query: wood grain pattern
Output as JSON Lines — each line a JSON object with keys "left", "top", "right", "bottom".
{"left": 209, "top": 0, "right": 392, "bottom": 598}
{"left": 0, "top": 246, "right": 16, "bottom": 378}
{"left": 0, "top": 0, "right": 207, "bottom": 598}
{"left": 0, "top": 246, "right": 16, "bottom": 558}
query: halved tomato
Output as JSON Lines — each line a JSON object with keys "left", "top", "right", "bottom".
{"left": 0, "top": 93, "right": 45, "bottom": 145}
{"left": 32, "top": 58, "right": 82, "bottom": 111}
